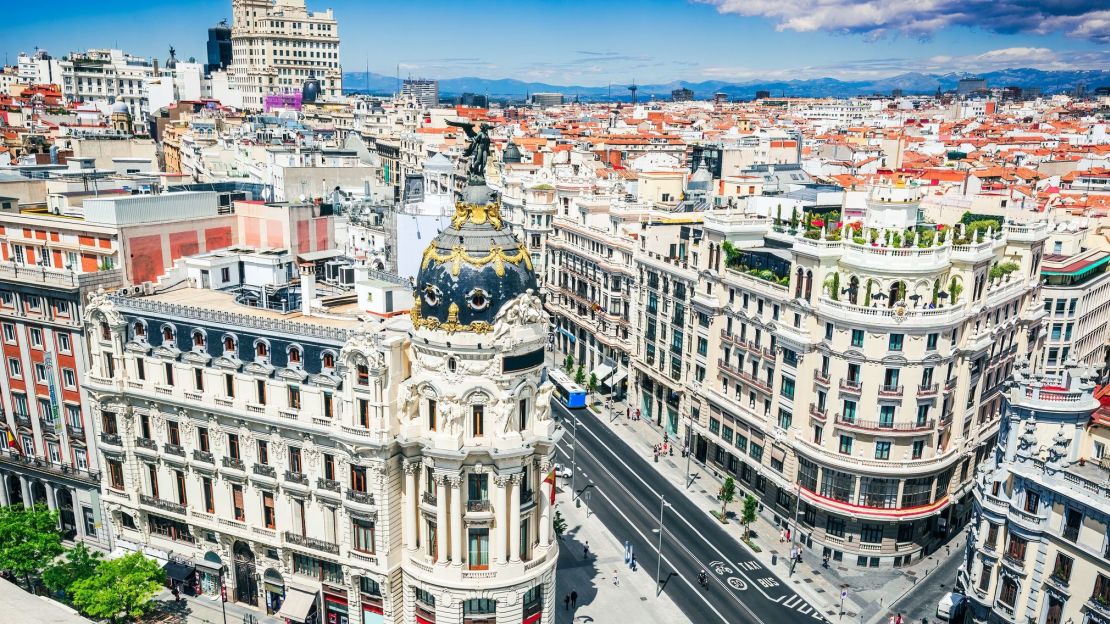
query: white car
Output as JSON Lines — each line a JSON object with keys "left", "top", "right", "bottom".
{"left": 553, "top": 463, "right": 573, "bottom": 479}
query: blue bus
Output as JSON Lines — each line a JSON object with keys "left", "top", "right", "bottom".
{"left": 548, "top": 369, "right": 587, "bottom": 409}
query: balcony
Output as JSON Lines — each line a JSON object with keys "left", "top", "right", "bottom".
{"left": 14, "top": 413, "right": 32, "bottom": 429}
{"left": 878, "top": 384, "right": 904, "bottom": 397}
{"left": 100, "top": 432, "right": 123, "bottom": 447}
{"left": 163, "top": 443, "right": 185, "bottom": 457}
{"left": 1086, "top": 596, "right": 1110, "bottom": 620}
{"left": 284, "top": 470, "right": 309, "bottom": 486}
{"left": 317, "top": 478, "right": 341, "bottom": 492}
{"left": 0, "top": 449, "right": 101, "bottom": 485}
{"left": 40, "top": 420, "right": 58, "bottom": 437}
{"left": 917, "top": 383, "right": 939, "bottom": 397}
{"left": 839, "top": 379, "right": 862, "bottom": 394}
{"left": 135, "top": 437, "right": 158, "bottom": 451}
{"left": 814, "top": 372, "right": 831, "bottom": 386}
{"left": 945, "top": 377, "right": 958, "bottom": 391}
{"left": 467, "top": 500, "right": 492, "bottom": 513}
{"left": 421, "top": 491, "right": 437, "bottom": 506}
{"left": 809, "top": 403, "right": 828, "bottom": 422}
{"left": 253, "top": 464, "right": 276, "bottom": 478}
{"left": 222, "top": 457, "right": 245, "bottom": 471}
{"left": 1007, "top": 506, "right": 1046, "bottom": 531}
{"left": 66, "top": 423, "right": 85, "bottom": 439}
{"left": 834, "top": 414, "right": 935, "bottom": 433}
{"left": 346, "top": 490, "right": 375, "bottom": 506}
{"left": 284, "top": 531, "right": 339, "bottom": 555}
{"left": 139, "top": 493, "right": 186, "bottom": 516}
{"left": 192, "top": 449, "right": 214, "bottom": 464}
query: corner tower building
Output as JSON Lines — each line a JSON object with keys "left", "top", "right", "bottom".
{"left": 400, "top": 182, "right": 560, "bottom": 623}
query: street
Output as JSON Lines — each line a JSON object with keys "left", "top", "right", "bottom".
{"left": 553, "top": 399, "right": 827, "bottom": 624}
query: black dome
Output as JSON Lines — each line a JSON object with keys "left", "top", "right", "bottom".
{"left": 412, "top": 187, "right": 537, "bottom": 334}
{"left": 302, "top": 77, "right": 321, "bottom": 104}
{"left": 502, "top": 141, "right": 522, "bottom": 164}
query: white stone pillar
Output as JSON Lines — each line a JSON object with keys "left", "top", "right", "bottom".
{"left": 509, "top": 474, "right": 522, "bottom": 562}
{"left": 449, "top": 474, "right": 462, "bottom": 565}
{"left": 435, "top": 475, "right": 447, "bottom": 563}
{"left": 19, "top": 476, "right": 31, "bottom": 508}
{"left": 492, "top": 475, "right": 507, "bottom": 564}
{"left": 0, "top": 474, "right": 9, "bottom": 507}
{"left": 45, "top": 484, "right": 57, "bottom": 512}
{"left": 403, "top": 463, "right": 418, "bottom": 549}
{"left": 538, "top": 464, "right": 552, "bottom": 546}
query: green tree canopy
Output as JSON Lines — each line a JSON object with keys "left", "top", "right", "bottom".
{"left": 574, "top": 365, "right": 586, "bottom": 386}
{"left": 741, "top": 495, "right": 759, "bottom": 539}
{"left": 719, "top": 476, "right": 737, "bottom": 521}
{"left": 0, "top": 505, "right": 64, "bottom": 587}
{"left": 71, "top": 552, "right": 165, "bottom": 623}
{"left": 43, "top": 543, "right": 102, "bottom": 596}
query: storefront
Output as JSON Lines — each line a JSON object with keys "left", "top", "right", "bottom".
{"left": 276, "top": 587, "right": 317, "bottom": 624}
{"left": 162, "top": 558, "right": 197, "bottom": 595}
{"left": 263, "top": 568, "right": 286, "bottom": 615}
{"left": 322, "top": 585, "right": 349, "bottom": 624}
{"left": 196, "top": 552, "right": 223, "bottom": 597}
{"left": 358, "top": 576, "right": 384, "bottom": 624}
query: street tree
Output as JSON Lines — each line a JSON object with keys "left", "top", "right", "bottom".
{"left": 741, "top": 494, "right": 759, "bottom": 539}
{"left": 43, "top": 543, "right": 102, "bottom": 597}
{"left": 70, "top": 552, "right": 165, "bottom": 623}
{"left": 0, "top": 504, "right": 64, "bottom": 590}
{"left": 553, "top": 508, "right": 567, "bottom": 539}
{"left": 574, "top": 365, "right": 586, "bottom": 386}
{"left": 564, "top": 354, "right": 574, "bottom": 372}
{"left": 587, "top": 372, "right": 598, "bottom": 394}
{"left": 719, "top": 476, "right": 736, "bottom": 522}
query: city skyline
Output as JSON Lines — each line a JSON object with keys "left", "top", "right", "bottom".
{"left": 4, "top": 0, "right": 1108, "bottom": 86}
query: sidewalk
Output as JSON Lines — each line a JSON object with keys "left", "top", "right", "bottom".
{"left": 585, "top": 401, "right": 965, "bottom": 624}
{"left": 552, "top": 475, "right": 687, "bottom": 624}
{"left": 148, "top": 588, "right": 282, "bottom": 624}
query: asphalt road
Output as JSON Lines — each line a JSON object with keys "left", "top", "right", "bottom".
{"left": 553, "top": 400, "right": 828, "bottom": 624}
{"left": 889, "top": 541, "right": 968, "bottom": 624}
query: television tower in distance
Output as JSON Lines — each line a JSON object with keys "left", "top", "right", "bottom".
{"left": 628, "top": 80, "right": 638, "bottom": 104}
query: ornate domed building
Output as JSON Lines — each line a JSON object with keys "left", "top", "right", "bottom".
{"left": 397, "top": 178, "right": 560, "bottom": 623}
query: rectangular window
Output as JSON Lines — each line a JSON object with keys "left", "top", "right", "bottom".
{"left": 262, "top": 492, "right": 276, "bottom": 529}
{"left": 875, "top": 441, "right": 891, "bottom": 460}
{"left": 167, "top": 420, "right": 180, "bottom": 446}
{"left": 197, "top": 427, "right": 210, "bottom": 452}
{"left": 1006, "top": 535, "right": 1027, "bottom": 562}
{"left": 289, "top": 447, "right": 303, "bottom": 474}
{"left": 224, "top": 374, "right": 234, "bottom": 397}
{"left": 256, "top": 379, "right": 267, "bottom": 405}
{"left": 357, "top": 398, "right": 369, "bottom": 427}
{"left": 820, "top": 468, "right": 854, "bottom": 503}
{"left": 428, "top": 399, "right": 437, "bottom": 430}
{"left": 353, "top": 519, "right": 375, "bottom": 553}
{"left": 351, "top": 465, "right": 367, "bottom": 492}
{"left": 164, "top": 362, "right": 174, "bottom": 386}
{"left": 257, "top": 440, "right": 269, "bottom": 465}
{"left": 826, "top": 515, "right": 845, "bottom": 537}
{"left": 468, "top": 528, "right": 490, "bottom": 569}
{"left": 851, "top": 329, "right": 864, "bottom": 348}
{"left": 147, "top": 464, "right": 159, "bottom": 498}
{"left": 232, "top": 485, "right": 245, "bottom": 522}
{"left": 323, "top": 454, "right": 336, "bottom": 481}
{"left": 781, "top": 377, "right": 795, "bottom": 400}
{"left": 472, "top": 405, "right": 485, "bottom": 436}
{"left": 1051, "top": 553, "right": 1073, "bottom": 583}
{"left": 108, "top": 460, "right": 124, "bottom": 490}
{"left": 839, "top": 435, "right": 853, "bottom": 455}
{"left": 926, "top": 333, "right": 938, "bottom": 350}
{"left": 888, "top": 333, "right": 904, "bottom": 351}
{"left": 860, "top": 523, "right": 883, "bottom": 544}
{"left": 288, "top": 386, "right": 301, "bottom": 409}
{"left": 136, "top": 358, "right": 145, "bottom": 380}
{"left": 228, "top": 434, "right": 240, "bottom": 460}
{"left": 778, "top": 409, "right": 792, "bottom": 430}
{"left": 912, "top": 440, "right": 925, "bottom": 459}
{"left": 193, "top": 368, "right": 204, "bottom": 391}
{"left": 175, "top": 470, "right": 187, "bottom": 505}
{"left": 202, "top": 477, "right": 214, "bottom": 513}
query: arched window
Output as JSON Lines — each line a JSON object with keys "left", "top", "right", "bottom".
{"left": 100, "top": 322, "right": 111, "bottom": 341}
{"left": 322, "top": 352, "right": 335, "bottom": 369}
{"left": 794, "top": 267, "right": 804, "bottom": 298}
{"left": 804, "top": 270, "right": 813, "bottom": 301}
{"left": 255, "top": 340, "right": 269, "bottom": 358}
{"left": 288, "top": 346, "right": 302, "bottom": 365}
{"left": 133, "top": 321, "right": 145, "bottom": 338}
{"left": 161, "top": 325, "right": 174, "bottom": 343}
{"left": 223, "top": 335, "right": 236, "bottom": 353}
{"left": 192, "top": 331, "right": 206, "bottom": 348}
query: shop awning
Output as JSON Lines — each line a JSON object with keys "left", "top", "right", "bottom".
{"left": 558, "top": 328, "right": 576, "bottom": 343}
{"left": 163, "top": 561, "right": 195, "bottom": 583}
{"left": 771, "top": 447, "right": 787, "bottom": 463}
{"left": 277, "top": 588, "right": 317, "bottom": 623}
{"left": 593, "top": 363, "right": 614, "bottom": 381}
{"left": 608, "top": 370, "right": 628, "bottom": 386}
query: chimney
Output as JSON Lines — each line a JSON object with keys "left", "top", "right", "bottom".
{"left": 300, "top": 263, "right": 315, "bottom": 316}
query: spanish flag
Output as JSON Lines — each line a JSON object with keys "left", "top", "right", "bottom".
{"left": 544, "top": 469, "right": 556, "bottom": 505}
{"left": 6, "top": 430, "right": 22, "bottom": 455}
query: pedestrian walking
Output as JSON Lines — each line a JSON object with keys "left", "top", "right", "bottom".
{"left": 583, "top": 541, "right": 590, "bottom": 559}
{"left": 822, "top": 553, "right": 829, "bottom": 568}
{"left": 897, "top": 613, "right": 904, "bottom": 624}
{"left": 630, "top": 554, "right": 637, "bottom": 571}
{"left": 564, "top": 594, "right": 570, "bottom": 611}
{"left": 570, "top": 590, "right": 578, "bottom": 609}
{"left": 613, "top": 570, "right": 620, "bottom": 586}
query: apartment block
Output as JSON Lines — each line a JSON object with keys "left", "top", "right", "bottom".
{"left": 963, "top": 362, "right": 1110, "bottom": 624}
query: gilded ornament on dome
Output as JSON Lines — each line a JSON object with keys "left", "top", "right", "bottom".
{"left": 420, "top": 242, "right": 533, "bottom": 277}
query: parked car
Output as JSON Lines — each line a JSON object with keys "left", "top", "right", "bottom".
{"left": 937, "top": 592, "right": 966, "bottom": 622}
{"left": 553, "top": 463, "right": 573, "bottom": 479}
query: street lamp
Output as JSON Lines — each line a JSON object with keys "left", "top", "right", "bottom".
{"left": 684, "top": 416, "right": 693, "bottom": 490}
{"left": 652, "top": 495, "right": 672, "bottom": 597}
{"left": 570, "top": 411, "right": 579, "bottom": 497}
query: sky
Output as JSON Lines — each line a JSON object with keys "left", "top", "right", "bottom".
{"left": 4, "top": 0, "right": 1108, "bottom": 85}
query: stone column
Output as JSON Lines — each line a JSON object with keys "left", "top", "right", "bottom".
{"left": 449, "top": 474, "right": 462, "bottom": 565}
{"left": 509, "top": 474, "right": 522, "bottom": 562}
{"left": 492, "top": 475, "right": 507, "bottom": 564}
{"left": 45, "top": 484, "right": 57, "bottom": 512}
{"left": 538, "top": 462, "right": 552, "bottom": 546}
{"left": 435, "top": 474, "right": 447, "bottom": 563}
{"left": 0, "top": 473, "right": 9, "bottom": 507}
{"left": 403, "top": 462, "right": 418, "bottom": 549}
{"left": 19, "top": 476, "right": 31, "bottom": 508}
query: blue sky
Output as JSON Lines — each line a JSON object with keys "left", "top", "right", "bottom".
{"left": 4, "top": 0, "right": 1108, "bottom": 84}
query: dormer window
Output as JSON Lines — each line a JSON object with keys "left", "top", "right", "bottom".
{"left": 356, "top": 364, "right": 369, "bottom": 386}
{"left": 223, "top": 336, "right": 236, "bottom": 354}
{"left": 134, "top": 322, "right": 145, "bottom": 338}
{"left": 192, "top": 331, "right": 206, "bottom": 348}
{"left": 161, "top": 326, "right": 174, "bottom": 343}
{"left": 322, "top": 352, "right": 335, "bottom": 369}
{"left": 255, "top": 340, "right": 269, "bottom": 359}
{"left": 288, "top": 346, "right": 302, "bottom": 365}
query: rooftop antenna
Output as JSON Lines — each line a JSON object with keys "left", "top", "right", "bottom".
{"left": 628, "top": 80, "right": 638, "bottom": 104}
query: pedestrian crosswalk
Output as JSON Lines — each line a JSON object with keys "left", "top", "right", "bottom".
{"left": 780, "top": 593, "right": 825, "bottom": 620}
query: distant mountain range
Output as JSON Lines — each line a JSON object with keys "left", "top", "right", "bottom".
{"left": 342, "top": 68, "right": 1109, "bottom": 100}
